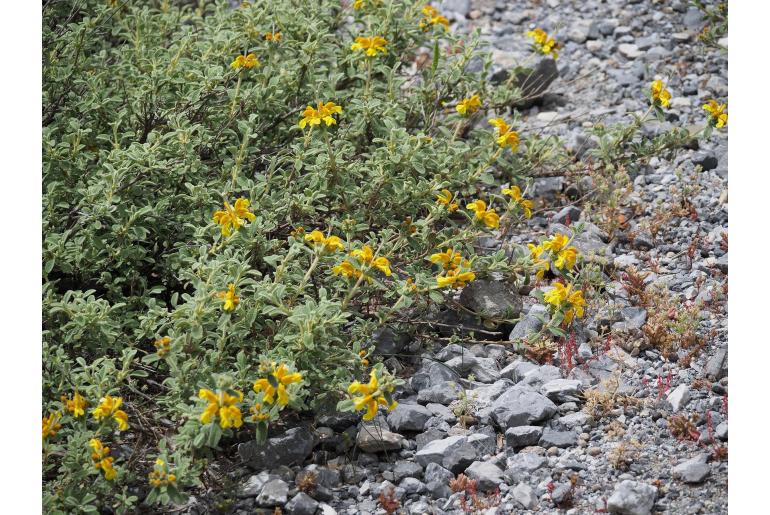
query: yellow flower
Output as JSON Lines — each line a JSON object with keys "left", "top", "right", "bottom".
{"left": 89, "top": 439, "right": 117, "bottom": 481}
{"left": 230, "top": 53, "right": 260, "bottom": 70}
{"left": 213, "top": 197, "right": 257, "bottom": 237}
{"left": 359, "top": 350, "right": 370, "bottom": 367}
{"left": 299, "top": 101, "right": 343, "bottom": 129}
{"left": 436, "top": 268, "right": 476, "bottom": 289}
{"left": 332, "top": 259, "right": 363, "bottom": 280}
{"left": 253, "top": 363, "right": 303, "bottom": 406}
{"left": 502, "top": 185, "right": 533, "bottom": 218}
{"left": 351, "top": 245, "right": 392, "bottom": 276}
{"left": 650, "top": 79, "right": 671, "bottom": 108}
{"left": 61, "top": 392, "right": 88, "bottom": 418}
{"left": 554, "top": 246, "right": 578, "bottom": 271}
{"left": 543, "top": 282, "right": 585, "bottom": 325}
{"left": 304, "top": 230, "right": 345, "bottom": 253}
{"left": 154, "top": 336, "right": 171, "bottom": 357}
{"left": 466, "top": 199, "right": 500, "bottom": 229}
{"left": 527, "top": 243, "right": 551, "bottom": 279}
{"left": 42, "top": 412, "right": 61, "bottom": 441}
{"left": 354, "top": 0, "right": 381, "bottom": 9}
{"left": 542, "top": 233, "right": 570, "bottom": 254}
{"left": 420, "top": 5, "right": 449, "bottom": 30}
{"left": 199, "top": 388, "right": 244, "bottom": 429}
{"left": 92, "top": 395, "right": 129, "bottom": 431}
{"left": 429, "top": 249, "right": 466, "bottom": 271}
{"left": 217, "top": 283, "right": 240, "bottom": 311}
{"left": 351, "top": 36, "right": 388, "bottom": 57}
{"left": 488, "top": 118, "right": 520, "bottom": 152}
{"left": 527, "top": 28, "right": 561, "bottom": 58}
{"left": 348, "top": 369, "right": 397, "bottom": 421}
{"left": 250, "top": 402, "right": 271, "bottom": 422}
{"left": 436, "top": 189, "right": 459, "bottom": 212}
{"left": 703, "top": 99, "right": 728, "bottom": 128}
{"left": 264, "top": 31, "right": 281, "bottom": 42}
{"left": 456, "top": 95, "right": 481, "bottom": 116}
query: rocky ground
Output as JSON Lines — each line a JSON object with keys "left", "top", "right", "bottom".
{"left": 193, "top": 1, "right": 728, "bottom": 513}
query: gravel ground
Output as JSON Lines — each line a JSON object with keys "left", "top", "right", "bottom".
{"left": 188, "top": 1, "right": 728, "bottom": 513}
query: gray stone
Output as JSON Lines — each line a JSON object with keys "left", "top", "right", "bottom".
{"left": 716, "top": 422, "right": 728, "bottom": 441}
{"left": 424, "top": 462, "right": 454, "bottom": 485}
{"left": 612, "top": 307, "right": 648, "bottom": 332}
{"left": 459, "top": 280, "right": 523, "bottom": 320}
{"left": 683, "top": 7, "right": 704, "bottom": 29}
{"left": 519, "top": 365, "right": 562, "bottom": 388}
{"left": 509, "top": 304, "right": 549, "bottom": 340}
{"left": 256, "top": 479, "right": 289, "bottom": 507}
{"left": 618, "top": 44, "right": 642, "bottom": 59}
{"left": 551, "top": 482, "right": 573, "bottom": 505}
{"left": 505, "top": 426, "right": 543, "bottom": 449}
{"left": 607, "top": 480, "right": 657, "bottom": 515}
{"left": 371, "top": 327, "right": 411, "bottom": 356}
{"left": 666, "top": 384, "right": 691, "bottom": 412}
{"left": 418, "top": 381, "right": 461, "bottom": 405}
{"left": 393, "top": 460, "right": 423, "bottom": 482}
{"left": 239, "top": 427, "right": 316, "bottom": 470}
{"left": 512, "top": 482, "right": 538, "bottom": 509}
{"left": 515, "top": 58, "right": 559, "bottom": 108}
{"left": 693, "top": 151, "right": 718, "bottom": 171}
{"left": 398, "top": 477, "right": 427, "bottom": 495}
{"left": 500, "top": 360, "right": 539, "bottom": 383}
{"left": 490, "top": 385, "right": 557, "bottom": 428}
{"left": 508, "top": 452, "right": 547, "bottom": 473}
{"left": 415, "top": 428, "right": 446, "bottom": 450}
{"left": 442, "top": 441, "right": 478, "bottom": 473}
{"left": 411, "top": 360, "right": 459, "bottom": 391}
{"left": 426, "top": 402, "right": 457, "bottom": 423}
{"left": 441, "top": 0, "right": 471, "bottom": 16}
{"left": 467, "top": 432, "right": 497, "bottom": 456}
{"left": 558, "top": 411, "right": 591, "bottom": 430}
{"left": 465, "top": 461, "right": 506, "bottom": 491}
{"left": 531, "top": 176, "right": 564, "bottom": 199}
{"left": 356, "top": 425, "right": 405, "bottom": 453}
{"left": 415, "top": 435, "right": 467, "bottom": 467}
{"left": 285, "top": 492, "right": 319, "bottom": 515}
{"left": 540, "top": 379, "right": 583, "bottom": 403}
{"left": 567, "top": 21, "right": 592, "bottom": 44}
{"left": 553, "top": 206, "right": 582, "bottom": 225}
{"left": 539, "top": 427, "right": 578, "bottom": 448}
{"left": 672, "top": 454, "right": 710, "bottom": 484}
{"left": 387, "top": 403, "right": 432, "bottom": 432}
{"left": 239, "top": 471, "right": 278, "bottom": 498}
{"left": 705, "top": 348, "right": 727, "bottom": 380}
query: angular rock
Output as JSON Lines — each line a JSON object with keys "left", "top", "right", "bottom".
{"left": 540, "top": 379, "right": 583, "bottom": 403}
{"left": 393, "top": 460, "right": 423, "bottom": 482}
{"left": 442, "top": 442, "right": 479, "bottom": 474}
{"left": 490, "top": 385, "right": 557, "bottom": 428}
{"left": 666, "top": 384, "right": 691, "bottom": 412}
{"left": 672, "top": 454, "right": 710, "bottom": 484}
{"left": 239, "top": 471, "right": 278, "bottom": 498}
{"left": 705, "top": 348, "right": 727, "bottom": 381}
{"left": 239, "top": 427, "right": 316, "bottom": 470}
{"left": 415, "top": 435, "right": 467, "bottom": 467}
{"left": 387, "top": 403, "right": 432, "bottom": 432}
{"left": 607, "top": 480, "right": 657, "bottom": 515}
{"left": 398, "top": 477, "right": 427, "bottom": 495}
{"left": 467, "top": 432, "right": 496, "bottom": 456}
{"left": 411, "top": 360, "right": 460, "bottom": 391}
{"left": 509, "top": 305, "right": 549, "bottom": 340}
{"left": 465, "top": 461, "right": 506, "bottom": 492}
{"left": 256, "top": 479, "right": 289, "bottom": 507}
{"left": 356, "top": 425, "right": 405, "bottom": 453}
{"left": 512, "top": 482, "right": 538, "bottom": 509}
{"left": 285, "top": 492, "right": 319, "bottom": 515}
{"left": 539, "top": 427, "right": 578, "bottom": 448}
{"left": 459, "top": 280, "right": 523, "bottom": 320}
{"left": 515, "top": 58, "right": 559, "bottom": 108}
{"left": 505, "top": 426, "right": 543, "bottom": 449}
{"left": 371, "top": 327, "right": 411, "bottom": 356}
{"left": 507, "top": 452, "right": 547, "bottom": 473}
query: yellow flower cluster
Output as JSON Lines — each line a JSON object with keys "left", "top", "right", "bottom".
{"left": 92, "top": 395, "right": 129, "bottom": 431}
{"left": 436, "top": 189, "right": 459, "bottom": 212}
{"left": 199, "top": 388, "right": 244, "bottom": 429}
{"left": 304, "top": 229, "right": 345, "bottom": 253}
{"left": 650, "top": 79, "right": 671, "bottom": 108}
{"left": 89, "top": 439, "right": 117, "bottom": 481}
{"left": 353, "top": 0, "right": 381, "bottom": 9}
{"left": 488, "top": 118, "right": 520, "bottom": 152}
{"left": 502, "top": 185, "right": 533, "bottom": 219}
{"left": 467, "top": 199, "right": 500, "bottom": 229}
{"left": 213, "top": 197, "right": 256, "bottom": 237}
{"left": 42, "top": 412, "right": 61, "bottom": 441}
{"left": 543, "top": 282, "right": 585, "bottom": 325}
{"left": 703, "top": 99, "right": 727, "bottom": 128}
{"left": 333, "top": 245, "right": 392, "bottom": 281}
{"left": 148, "top": 458, "right": 177, "bottom": 488}
{"left": 528, "top": 233, "right": 579, "bottom": 279}
{"left": 264, "top": 31, "right": 281, "bottom": 42}
{"left": 527, "top": 28, "right": 561, "bottom": 59}
{"left": 419, "top": 5, "right": 449, "bottom": 30}
{"left": 154, "top": 336, "right": 171, "bottom": 357}
{"left": 347, "top": 369, "right": 397, "bottom": 421}
{"left": 217, "top": 283, "right": 240, "bottom": 311}
{"left": 230, "top": 53, "right": 260, "bottom": 70}
{"left": 431, "top": 249, "right": 475, "bottom": 289}
{"left": 299, "top": 101, "right": 343, "bottom": 129}
{"left": 62, "top": 392, "right": 88, "bottom": 418}
{"left": 351, "top": 36, "right": 388, "bottom": 57}
{"left": 253, "top": 363, "right": 303, "bottom": 407}
{"left": 456, "top": 94, "right": 481, "bottom": 116}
